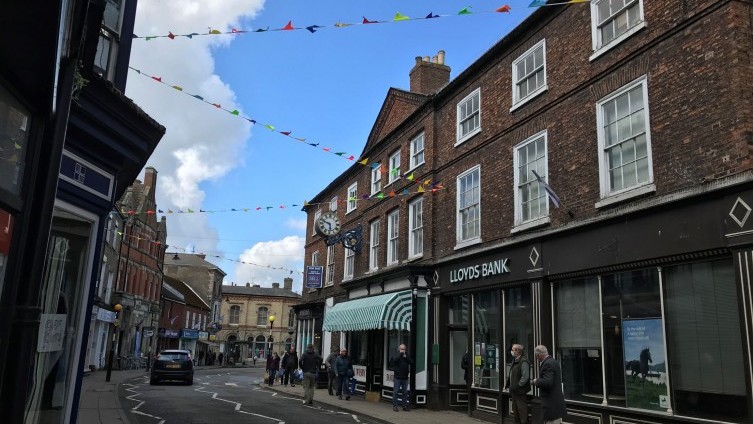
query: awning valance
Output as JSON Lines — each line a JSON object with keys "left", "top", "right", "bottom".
{"left": 322, "top": 290, "right": 412, "bottom": 332}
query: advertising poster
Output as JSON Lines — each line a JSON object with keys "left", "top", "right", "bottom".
{"left": 622, "top": 318, "right": 668, "bottom": 411}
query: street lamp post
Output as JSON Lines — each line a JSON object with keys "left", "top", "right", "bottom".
{"left": 268, "top": 314, "right": 276, "bottom": 357}
{"left": 105, "top": 303, "right": 123, "bottom": 382}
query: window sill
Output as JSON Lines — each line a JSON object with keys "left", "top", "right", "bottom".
{"left": 229, "top": 323, "right": 239, "bottom": 327}
{"left": 385, "top": 260, "right": 400, "bottom": 268}
{"left": 408, "top": 254, "right": 423, "bottom": 261}
{"left": 345, "top": 208, "right": 356, "bottom": 215}
{"left": 595, "top": 183, "right": 655, "bottom": 208}
{"left": 454, "top": 237, "right": 481, "bottom": 250}
{"left": 407, "top": 163, "right": 424, "bottom": 174}
{"left": 510, "top": 86, "right": 548, "bottom": 113}
{"left": 455, "top": 127, "right": 481, "bottom": 147}
{"left": 511, "top": 216, "right": 550, "bottom": 234}
{"left": 589, "top": 22, "right": 646, "bottom": 62}
{"left": 343, "top": 276, "right": 353, "bottom": 282}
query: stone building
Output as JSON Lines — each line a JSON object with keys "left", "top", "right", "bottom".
{"left": 217, "top": 278, "right": 301, "bottom": 364}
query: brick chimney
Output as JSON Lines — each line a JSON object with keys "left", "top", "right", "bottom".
{"left": 144, "top": 167, "right": 157, "bottom": 194}
{"left": 272, "top": 282, "right": 280, "bottom": 288}
{"left": 409, "top": 50, "right": 450, "bottom": 95}
{"left": 284, "top": 277, "right": 293, "bottom": 290}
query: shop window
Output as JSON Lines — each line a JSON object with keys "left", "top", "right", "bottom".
{"left": 556, "top": 277, "right": 603, "bottom": 403}
{"left": 503, "top": 286, "right": 533, "bottom": 389}
{"left": 386, "top": 329, "right": 410, "bottom": 387}
{"left": 26, "top": 207, "right": 94, "bottom": 423}
{"left": 472, "top": 290, "right": 500, "bottom": 390}
{"left": 601, "top": 269, "right": 662, "bottom": 409}
{"left": 350, "top": 331, "right": 368, "bottom": 366}
{"left": 449, "top": 294, "right": 470, "bottom": 325}
{"left": 665, "top": 260, "right": 747, "bottom": 422}
{"left": 257, "top": 306, "right": 269, "bottom": 326}
{"left": 451, "top": 331, "right": 469, "bottom": 385}
{"left": 0, "top": 84, "right": 30, "bottom": 195}
{"left": 254, "top": 335, "right": 266, "bottom": 359}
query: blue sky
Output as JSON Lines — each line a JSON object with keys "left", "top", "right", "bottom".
{"left": 126, "top": 0, "right": 537, "bottom": 292}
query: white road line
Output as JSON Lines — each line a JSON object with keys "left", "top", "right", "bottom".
{"left": 122, "top": 383, "right": 165, "bottom": 422}
{"left": 194, "top": 385, "right": 284, "bottom": 422}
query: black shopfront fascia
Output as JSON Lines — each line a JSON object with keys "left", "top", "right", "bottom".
{"left": 432, "top": 183, "right": 753, "bottom": 423}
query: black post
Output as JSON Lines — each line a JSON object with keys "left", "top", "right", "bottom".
{"left": 105, "top": 307, "right": 121, "bottom": 382}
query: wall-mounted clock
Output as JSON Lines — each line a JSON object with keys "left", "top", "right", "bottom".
{"left": 315, "top": 211, "right": 341, "bottom": 237}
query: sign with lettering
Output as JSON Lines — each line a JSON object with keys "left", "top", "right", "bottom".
{"left": 449, "top": 258, "right": 510, "bottom": 283}
{"left": 37, "top": 314, "right": 67, "bottom": 353}
{"left": 305, "top": 266, "right": 323, "bottom": 289}
{"left": 59, "top": 150, "right": 114, "bottom": 200}
{"left": 353, "top": 365, "right": 367, "bottom": 383}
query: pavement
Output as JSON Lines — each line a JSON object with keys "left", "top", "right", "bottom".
{"left": 78, "top": 366, "right": 487, "bottom": 424}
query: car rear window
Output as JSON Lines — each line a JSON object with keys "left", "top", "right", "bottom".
{"left": 158, "top": 353, "right": 189, "bottom": 361}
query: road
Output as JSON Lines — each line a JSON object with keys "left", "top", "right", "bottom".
{"left": 119, "top": 367, "right": 382, "bottom": 424}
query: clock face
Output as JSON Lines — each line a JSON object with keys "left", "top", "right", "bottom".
{"left": 316, "top": 211, "right": 341, "bottom": 236}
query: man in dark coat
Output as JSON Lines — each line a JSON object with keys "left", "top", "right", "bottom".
{"left": 325, "top": 346, "right": 339, "bottom": 395}
{"left": 299, "top": 344, "right": 322, "bottom": 405}
{"left": 531, "top": 345, "right": 567, "bottom": 424}
{"left": 506, "top": 344, "right": 531, "bottom": 424}
{"left": 282, "top": 347, "right": 299, "bottom": 387}
{"left": 388, "top": 344, "right": 414, "bottom": 412}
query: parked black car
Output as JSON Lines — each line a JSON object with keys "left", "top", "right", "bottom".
{"left": 150, "top": 349, "right": 194, "bottom": 385}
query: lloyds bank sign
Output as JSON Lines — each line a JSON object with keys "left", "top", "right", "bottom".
{"left": 448, "top": 258, "right": 510, "bottom": 283}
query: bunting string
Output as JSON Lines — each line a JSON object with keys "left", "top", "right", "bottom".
{"left": 117, "top": 179, "right": 445, "bottom": 216}
{"left": 168, "top": 246, "right": 301, "bottom": 275}
{"left": 133, "top": 6, "right": 513, "bottom": 41}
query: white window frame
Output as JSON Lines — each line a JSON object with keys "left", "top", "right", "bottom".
{"left": 456, "top": 88, "right": 481, "bottom": 146}
{"left": 257, "top": 306, "right": 269, "bottom": 326}
{"left": 330, "top": 196, "right": 338, "bottom": 211}
{"left": 311, "top": 251, "right": 319, "bottom": 267}
{"left": 369, "top": 220, "right": 380, "bottom": 271}
{"left": 409, "top": 132, "right": 425, "bottom": 170}
{"left": 325, "top": 245, "right": 335, "bottom": 286}
{"left": 511, "top": 39, "right": 548, "bottom": 111}
{"left": 408, "top": 198, "right": 424, "bottom": 258}
{"left": 590, "top": 0, "right": 646, "bottom": 61}
{"left": 387, "top": 150, "right": 401, "bottom": 185}
{"left": 312, "top": 210, "right": 321, "bottom": 235}
{"left": 347, "top": 183, "right": 358, "bottom": 213}
{"left": 387, "top": 209, "right": 400, "bottom": 265}
{"left": 512, "top": 130, "right": 550, "bottom": 231}
{"left": 595, "top": 76, "right": 654, "bottom": 207}
{"left": 344, "top": 246, "right": 355, "bottom": 280}
{"left": 456, "top": 165, "right": 481, "bottom": 248}
{"left": 371, "top": 165, "right": 382, "bottom": 195}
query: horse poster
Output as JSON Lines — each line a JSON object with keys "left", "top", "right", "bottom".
{"left": 622, "top": 318, "right": 668, "bottom": 411}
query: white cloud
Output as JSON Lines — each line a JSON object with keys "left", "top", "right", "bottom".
{"left": 234, "top": 236, "right": 305, "bottom": 293}
{"left": 285, "top": 218, "right": 307, "bottom": 231}
{"left": 127, "top": 0, "right": 266, "bottom": 257}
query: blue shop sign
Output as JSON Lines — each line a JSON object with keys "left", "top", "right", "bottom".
{"left": 181, "top": 329, "right": 199, "bottom": 339}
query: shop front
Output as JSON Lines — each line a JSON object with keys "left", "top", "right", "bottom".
{"left": 158, "top": 328, "right": 180, "bottom": 351}
{"left": 180, "top": 329, "right": 199, "bottom": 356}
{"left": 323, "top": 288, "right": 430, "bottom": 405}
{"left": 432, "top": 185, "right": 753, "bottom": 424}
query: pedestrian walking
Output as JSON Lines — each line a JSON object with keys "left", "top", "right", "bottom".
{"left": 266, "top": 352, "right": 280, "bottom": 386}
{"left": 282, "top": 347, "right": 299, "bottom": 387}
{"left": 531, "top": 345, "right": 567, "bottom": 424}
{"left": 506, "top": 344, "right": 531, "bottom": 424}
{"left": 334, "top": 348, "right": 354, "bottom": 400}
{"left": 325, "top": 346, "right": 339, "bottom": 396}
{"left": 389, "top": 344, "right": 414, "bottom": 412}
{"left": 218, "top": 352, "right": 224, "bottom": 366}
{"left": 299, "top": 344, "right": 323, "bottom": 405}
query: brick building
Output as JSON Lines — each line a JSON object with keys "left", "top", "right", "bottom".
{"left": 301, "top": 1, "right": 753, "bottom": 423}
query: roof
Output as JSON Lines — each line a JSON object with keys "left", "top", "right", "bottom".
{"left": 162, "top": 280, "right": 185, "bottom": 303}
{"left": 164, "top": 253, "right": 227, "bottom": 276}
{"left": 165, "top": 275, "right": 211, "bottom": 310}
{"left": 222, "top": 284, "right": 301, "bottom": 299}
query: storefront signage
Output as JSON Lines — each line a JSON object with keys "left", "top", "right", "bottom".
{"left": 449, "top": 258, "right": 510, "bottom": 283}
{"left": 353, "top": 365, "right": 367, "bottom": 383}
{"left": 96, "top": 307, "right": 116, "bottom": 323}
{"left": 198, "top": 331, "right": 209, "bottom": 340}
{"left": 37, "top": 314, "right": 67, "bottom": 353}
{"left": 142, "top": 326, "right": 155, "bottom": 337}
{"left": 160, "top": 328, "right": 179, "bottom": 338}
{"left": 59, "top": 150, "right": 114, "bottom": 201}
{"left": 305, "top": 266, "right": 323, "bottom": 288}
{"left": 181, "top": 329, "right": 199, "bottom": 339}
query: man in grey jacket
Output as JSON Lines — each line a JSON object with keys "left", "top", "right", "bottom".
{"left": 325, "top": 346, "right": 339, "bottom": 396}
{"left": 532, "top": 345, "right": 567, "bottom": 424}
{"left": 507, "top": 344, "right": 531, "bottom": 424}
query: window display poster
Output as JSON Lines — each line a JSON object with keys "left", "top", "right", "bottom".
{"left": 622, "top": 318, "right": 668, "bottom": 411}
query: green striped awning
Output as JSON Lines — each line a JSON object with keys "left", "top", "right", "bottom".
{"left": 322, "top": 290, "right": 412, "bottom": 332}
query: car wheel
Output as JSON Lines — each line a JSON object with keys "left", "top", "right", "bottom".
{"left": 150, "top": 378, "right": 157, "bottom": 385}
{"left": 186, "top": 378, "right": 193, "bottom": 385}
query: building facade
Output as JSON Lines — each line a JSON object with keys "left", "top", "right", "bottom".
{"left": 0, "top": 0, "right": 165, "bottom": 422}
{"left": 302, "top": 1, "right": 753, "bottom": 424}
{"left": 217, "top": 278, "right": 301, "bottom": 364}
{"left": 168, "top": 276, "right": 211, "bottom": 359}
{"left": 158, "top": 278, "right": 186, "bottom": 352}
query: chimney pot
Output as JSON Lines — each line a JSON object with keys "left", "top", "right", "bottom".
{"left": 272, "top": 282, "right": 280, "bottom": 288}
{"left": 432, "top": 55, "right": 438, "bottom": 64}
{"left": 409, "top": 51, "right": 451, "bottom": 95}
{"left": 438, "top": 50, "right": 445, "bottom": 65}
{"left": 423, "top": 56, "right": 430, "bottom": 62}
{"left": 246, "top": 283, "right": 250, "bottom": 287}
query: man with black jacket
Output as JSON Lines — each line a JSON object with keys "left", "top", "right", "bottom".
{"left": 298, "top": 344, "right": 322, "bottom": 405}
{"left": 388, "top": 344, "right": 414, "bottom": 412}
{"left": 532, "top": 345, "right": 567, "bottom": 424}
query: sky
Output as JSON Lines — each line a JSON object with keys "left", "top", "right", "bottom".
{"left": 126, "top": 0, "right": 538, "bottom": 293}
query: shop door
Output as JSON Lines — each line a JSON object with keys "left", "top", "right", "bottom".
{"left": 450, "top": 329, "right": 470, "bottom": 408}
{"left": 367, "top": 329, "right": 384, "bottom": 392}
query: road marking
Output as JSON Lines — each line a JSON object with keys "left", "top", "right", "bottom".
{"left": 225, "top": 382, "right": 239, "bottom": 387}
{"left": 122, "top": 383, "right": 165, "bottom": 423}
{"left": 194, "top": 385, "right": 285, "bottom": 422}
